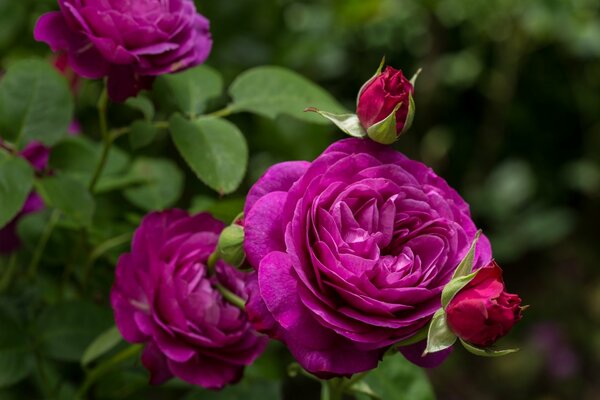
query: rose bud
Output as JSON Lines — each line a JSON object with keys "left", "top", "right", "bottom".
{"left": 445, "top": 261, "right": 523, "bottom": 348}
{"left": 356, "top": 66, "right": 415, "bottom": 144}
{"left": 34, "top": 0, "right": 212, "bottom": 102}
{"left": 111, "top": 210, "right": 267, "bottom": 389}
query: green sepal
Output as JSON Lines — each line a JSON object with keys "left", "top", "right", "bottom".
{"left": 217, "top": 223, "right": 245, "bottom": 267}
{"left": 452, "top": 231, "right": 481, "bottom": 279}
{"left": 356, "top": 56, "right": 386, "bottom": 105}
{"left": 398, "top": 93, "right": 415, "bottom": 136}
{"left": 304, "top": 108, "right": 367, "bottom": 138}
{"left": 366, "top": 102, "right": 402, "bottom": 145}
{"left": 394, "top": 325, "right": 428, "bottom": 348}
{"left": 423, "top": 308, "right": 457, "bottom": 355}
{"left": 409, "top": 68, "right": 422, "bottom": 86}
{"left": 441, "top": 270, "right": 478, "bottom": 309}
{"left": 349, "top": 381, "right": 382, "bottom": 400}
{"left": 460, "top": 338, "right": 519, "bottom": 357}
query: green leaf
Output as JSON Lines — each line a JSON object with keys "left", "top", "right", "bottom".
{"left": 81, "top": 326, "right": 123, "bottom": 367}
{"left": 190, "top": 195, "right": 246, "bottom": 222}
{"left": 0, "top": 1, "right": 26, "bottom": 50}
{"left": 36, "top": 301, "right": 113, "bottom": 362}
{"left": 155, "top": 65, "right": 223, "bottom": 117}
{"left": 304, "top": 108, "right": 366, "bottom": 138}
{"left": 460, "top": 338, "right": 519, "bottom": 357}
{"left": 125, "top": 95, "right": 154, "bottom": 120}
{"left": 228, "top": 66, "right": 346, "bottom": 124}
{"left": 0, "top": 152, "right": 33, "bottom": 228}
{"left": 49, "top": 136, "right": 129, "bottom": 183}
{"left": 451, "top": 231, "right": 481, "bottom": 280}
{"left": 366, "top": 102, "right": 402, "bottom": 145}
{"left": 129, "top": 120, "right": 159, "bottom": 150}
{"left": 0, "top": 305, "right": 34, "bottom": 388}
{"left": 424, "top": 308, "right": 457, "bottom": 355}
{"left": 355, "top": 354, "right": 435, "bottom": 400}
{"left": 123, "top": 157, "right": 184, "bottom": 211}
{"left": 35, "top": 174, "right": 95, "bottom": 227}
{"left": 170, "top": 115, "right": 248, "bottom": 195}
{"left": 185, "top": 378, "right": 282, "bottom": 400}
{"left": 441, "top": 270, "right": 478, "bottom": 309}
{"left": 0, "top": 59, "right": 73, "bottom": 146}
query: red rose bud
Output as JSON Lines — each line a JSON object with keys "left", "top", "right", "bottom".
{"left": 445, "top": 261, "right": 523, "bottom": 348}
{"left": 356, "top": 66, "right": 415, "bottom": 144}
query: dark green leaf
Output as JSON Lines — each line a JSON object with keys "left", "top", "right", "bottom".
{"left": 36, "top": 301, "right": 113, "bottom": 362}
{"left": 228, "top": 66, "right": 346, "bottom": 124}
{"left": 125, "top": 95, "right": 154, "bottom": 120}
{"left": 81, "top": 326, "right": 123, "bottom": 367}
{"left": 185, "top": 378, "right": 282, "bottom": 400}
{"left": 155, "top": 65, "right": 223, "bottom": 117}
{"left": 0, "top": 152, "right": 33, "bottom": 228}
{"left": 129, "top": 120, "right": 159, "bottom": 150}
{"left": 49, "top": 136, "right": 129, "bottom": 183}
{"left": 356, "top": 354, "right": 435, "bottom": 400}
{"left": 123, "top": 157, "right": 184, "bottom": 211}
{"left": 0, "top": 304, "right": 34, "bottom": 388}
{"left": 170, "top": 115, "right": 248, "bottom": 194}
{"left": 36, "top": 174, "right": 95, "bottom": 227}
{"left": 0, "top": 59, "right": 73, "bottom": 146}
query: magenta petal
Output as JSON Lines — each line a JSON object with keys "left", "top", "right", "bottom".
{"left": 245, "top": 161, "right": 310, "bottom": 215}
{"left": 107, "top": 65, "right": 154, "bottom": 102}
{"left": 167, "top": 354, "right": 243, "bottom": 389}
{"left": 244, "top": 192, "right": 288, "bottom": 268}
{"left": 142, "top": 342, "right": 173, "bottom": 385}
{"left": 398, "top": 340, "right": 453, "bottom": 368}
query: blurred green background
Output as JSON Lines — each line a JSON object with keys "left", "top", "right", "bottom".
{"left": 1, "top": 0, "right": 599, "bottom": 399}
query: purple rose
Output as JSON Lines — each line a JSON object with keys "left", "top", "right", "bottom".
{"left": 34, "top": 0, "right": 212, "bottom": 102}
{"left": 111, "top": 210, "right": 267, "bottom": 389}
{"left": 0, "top": 141, "right": 49, "bottom": 254}
{"left": 244, "top": 138, "right": 491, "bottom": 377}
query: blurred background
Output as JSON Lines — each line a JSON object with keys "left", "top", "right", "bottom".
{"left": 2, "top": 0, "right": 599, "bottom": 399}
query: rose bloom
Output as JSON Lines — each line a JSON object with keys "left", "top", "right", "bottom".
{"left": 357, "top": 66, "right": 414, "bottom": 135}
{"left": 111, "top": 210, "right": 267, "bottom": 388}
{"left": 244, "top": 138, "right": 491, "bottom": 376}
{"left": 34, "top": 0, "right": 212, "bottom": 101}
{"left": 446, "top": 261, "right": 522, "bottom": 347}
{"left": 0, "top": 141, "right": 49, "bottom": 254}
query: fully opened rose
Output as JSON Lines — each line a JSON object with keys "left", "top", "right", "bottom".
{"left": 111, "top": 210, "right": 267, "bottom": 388}
{"left": 34, "top": 0, "right": 212, "bottom": 101}
{"left": 244, "top": 138, "right": 492, "bottom": 376}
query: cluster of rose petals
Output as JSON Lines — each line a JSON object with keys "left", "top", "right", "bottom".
{"left": 0, "top": 142, "right": 49, "bottom": 254}
{"left": 446, "top": 261, "right": 522, "bottom": 347}
{"left": 244, "top": 138, "right": 491, "bottom": 376}
{"left": 111, "top": 210, "right": 267, "bottom": 389}
{"left": 357, "top": 66, "right": 414, "bottom": 134}
{"left": 34, "top": 0, "right": 212, "bottom": 101}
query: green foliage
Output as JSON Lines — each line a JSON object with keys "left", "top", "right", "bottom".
{"left": 170, "top": 114, "right": 248, "bottom": 195}
{"left": 355, "top": 355, "right": 435, "bottom": 400}
{"left": 35, "top": 301, "right": 113, "bottom": 362}
{"left": 0, "top": 304, "right": 34, "bottom": 388}
{"left": 0, "top": 59, "right": 73, "bottom": 146}
{"left": 228, "top": 66, "right": 347, "bottom": 123}
{"left": 36, "top": 174, "right": 95, "bottom": 227}
{"left": 123, "top": 157, "right": 184, "bottom": 211}
{"left": 154, "top": 65, "right": 224, "bottom": 118}
{"left": 0, "top": 152, "right": 33, "bottom": 228}
{"left": 81, "top": 326, "right": 123, "bottom": 367}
